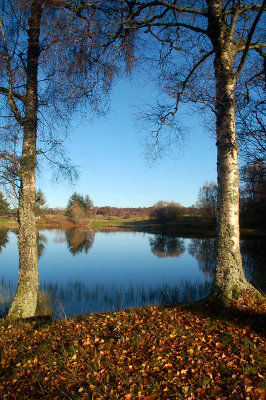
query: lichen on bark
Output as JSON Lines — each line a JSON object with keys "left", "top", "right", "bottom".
{"left": 7, "top": 0, "right": 42, "bottom": 320}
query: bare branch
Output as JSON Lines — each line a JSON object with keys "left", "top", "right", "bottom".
{"left": 0, "top": 86, "right": 26, "bottom": 103}
{"left": 131, "top": 20, "right": 207, "bottom": 34}
{"left": 227, "top": 2, "right": 266, "bottom": 15}
{"left": 162, "top": 50, "right": 214, "bottom": 123}
{"left": 133, "top": 1, "right": 208, "bottom": 16}
{"left": 226, "top": 3, "right": 242, "bottom": 42}
{"left": 0, "top": 18, "right": 24, "bottom": 125}
{"left": 0, "top": 149, "right": 21, "bottom": 197}
{"left": 234, "top": 0, "right": 266, "bottom": 79}
{"left": 235, "top": 41, "right": 266, "bottom": 53}
{"left": 254, "top": 46, "right": 266, "bottom": 58}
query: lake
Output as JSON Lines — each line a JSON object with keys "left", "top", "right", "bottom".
{"left": 0, "top": 228, "right": 265, "bottom": 318}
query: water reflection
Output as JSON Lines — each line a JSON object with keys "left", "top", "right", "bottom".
{"left": 53, "top": 229, "right": 66, "bottom": 244}
{"left": 0, "top": 229, "right": 265, "bottom": 318}
{"left": 241, "top": 239, "right": 266, "bottom": 292}
{"left": 0, "top": 278, "right": 14, "bottom": 316}
{"left": 65, "top": 229, "right": 95, "bottom": 255}
{"left": 188, "top": 238, "right": 216, "bottom": 278}
{"left": 37, "top": 232, "right": 47, "bottom": 259}
{"left": 149, "top": 235, "right": 185, "bottom": 258}
{"left": 0, "top": 230, "right": 9, "bottom": 254}
{"left": 0, "top": 278, "right": 212, "bottom": 318}
{"left": 187, "top": 237, "right": 266, "bottom": 292}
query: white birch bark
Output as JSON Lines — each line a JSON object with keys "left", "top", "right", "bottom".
{"left": 214, "top": 78, "right": 254, "bottom": 302}
{"left": 7, "top": 0, "right": 42, "bottom": 319}
{"left": 207, "top": 0, "right": 258, "bottom": 303}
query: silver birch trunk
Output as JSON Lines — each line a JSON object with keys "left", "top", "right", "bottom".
{"left": 8, "top": 163, "right": 38, "bottom": 319}
{"left": 214, "top": 77, "right": 254, "bottom": 303}
{"left": 7, "top": 0, "right": 42, "bottom": 319}
{"left": 207, "top": 0, "right": 258, "bottom": 303}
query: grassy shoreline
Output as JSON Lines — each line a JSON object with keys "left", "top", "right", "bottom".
{"left": 0, "top": 299, "right": 265, "bottom": 399}
{"left": 91, "top": 216, "right": 216, "bottom": 236}
{"left": 1, "top": 215, "right": 264, "bottom": 238}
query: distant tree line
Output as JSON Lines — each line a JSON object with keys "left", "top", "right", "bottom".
{"left": 193, "top": 182, "right": 218, "bottom": 218}
{"left": 148, "top": 159, "right": 266, "bottom": 226}
{"left": 2, "top": 160, "right": 265, "bottom": 230}
{"left": 240, "top": 159, "right": 266, "bottom": 228}
{"left": 95, "top": 206, "right": 152, "bottom": 219}
{"left": 150, "top": 201, "right": 185, "bottom": 222}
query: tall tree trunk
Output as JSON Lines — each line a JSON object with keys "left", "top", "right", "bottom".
{"left": 207, "top": 0, "right": 258, "bottom": 304}
{"left": 214, "top": 76, "right": 254, "bottom": 303}
{"left": 8, "top": 0, "right": 42, "bottom": 320}
{"left": 8, "top": 154, "right": 39, "bottom": 319}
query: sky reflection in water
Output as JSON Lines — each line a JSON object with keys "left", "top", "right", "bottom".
{"left": 0, "top": 229, "right": 265, "bottom": 317}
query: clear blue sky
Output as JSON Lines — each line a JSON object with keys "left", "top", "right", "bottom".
{"left": 38, "top": 76, "right": 217, "bottom": 209}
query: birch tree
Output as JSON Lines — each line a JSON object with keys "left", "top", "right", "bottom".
{"left": 124, "top": 0, "right": 265, "bottom": 303}
{"left": 0, "top": 0, "right": 129, "bottom": 319}
{"left": 196, "top": 181, "right": 218, "bottom": 217}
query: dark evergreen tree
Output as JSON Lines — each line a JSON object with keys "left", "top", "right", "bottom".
{"left": 0, "top": 192, "right": 10, "bottom": 215}
{"left": 35, "top": 189, "right": 48, "bottom": 216}
{"left": 0, "top": 229, "right": 9, "bottom": 253}
{"left": 66, "top": 192, "right": 94, "bottom": 218}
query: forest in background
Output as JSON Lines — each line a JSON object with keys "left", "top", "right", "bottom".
{"left": 1, "top": 157, "right": 265, "bottom": 231}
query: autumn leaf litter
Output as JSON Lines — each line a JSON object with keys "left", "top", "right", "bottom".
{"left": 0, "top": 301, "right": 265, "bottom": 399}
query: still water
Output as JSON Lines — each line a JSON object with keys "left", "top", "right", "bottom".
{"left": 0, "top": 229, "right": 265, "bottom": 318}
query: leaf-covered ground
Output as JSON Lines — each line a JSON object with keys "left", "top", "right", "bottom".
{"left": 0, "top": 299, "right": 265, "bottom": 400}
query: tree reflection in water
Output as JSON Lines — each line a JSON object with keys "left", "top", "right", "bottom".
{"left": 0, "top": 229, "right": 14, "bottom": 314}
{"left": 149, "top": 235, "right": 185, "bottom": 258}
{"left": 188, "top": 238, "right": 216, "bottom": 279}
{"left": 188, "top": 237, "right": 266, "bottom": 292}
{"left": 0, "top": 230, "right": 9, "bottom": 254}
{"left": 1, "top": 230, "right": 265, "bottom": 317}
{"left": 53, "top": 229, "right": 67, "bottom": 244}
{"left": 65, "top": 229, "right": 95, "bottom": 255}
{"left": 37, "top": 232, "right": 47, "bottom": 259}
{"left": 241, "top": 239, "right": 266, "bottom": 292}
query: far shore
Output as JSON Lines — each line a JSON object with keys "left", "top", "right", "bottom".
{"left": 0, "top": 215, "right": 265, "bottom": 238}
